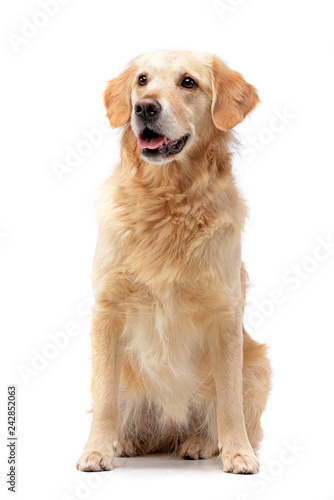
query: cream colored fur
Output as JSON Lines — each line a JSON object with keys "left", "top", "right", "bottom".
{"left": 76, "top": 51, "right": 271, "bottom": 474}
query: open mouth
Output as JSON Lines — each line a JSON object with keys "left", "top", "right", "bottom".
{"left": 137, "top": 128, "right": 189, "bottom": 158}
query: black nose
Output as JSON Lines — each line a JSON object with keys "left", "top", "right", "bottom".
{"left": 134, "top": 98, "right": 161, "bottom": 119}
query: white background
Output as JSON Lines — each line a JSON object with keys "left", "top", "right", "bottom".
{"left": 1, "top": 1, "right": 334, "bottom": 499}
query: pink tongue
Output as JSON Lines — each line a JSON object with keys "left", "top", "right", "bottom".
{"left": 138, "top": 134, "right": 166, "bottom": 150}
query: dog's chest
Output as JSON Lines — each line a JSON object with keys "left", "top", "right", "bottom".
{"left": 113, "top": 192, "right": 231, "bottom": 283}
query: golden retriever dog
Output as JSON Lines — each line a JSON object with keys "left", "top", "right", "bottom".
{"left": 76, "top": 50, "right": 271, "bottom": 474}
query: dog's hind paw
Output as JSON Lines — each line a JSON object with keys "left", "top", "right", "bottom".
{"left": 114, "top": 437, "right": 143, "bottom": 457}
{"left": 179, "top": 436, "right": 218, "bottom": 460}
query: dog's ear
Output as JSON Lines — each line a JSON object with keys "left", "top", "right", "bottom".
{"left": 211, "top": 57, "right": 259, "bottom": 131}
{"left": 103, "top": 67, "right": 132, "bottom": 128}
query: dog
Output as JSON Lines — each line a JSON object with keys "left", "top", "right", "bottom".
{"left": 76, "top": 50, "right": 271, "bottom": 474}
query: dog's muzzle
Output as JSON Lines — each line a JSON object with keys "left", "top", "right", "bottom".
{"left": 134, "top": 98, "right": 189, "bottom": 160}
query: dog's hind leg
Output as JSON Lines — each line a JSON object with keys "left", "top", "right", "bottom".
{"left": 242, "top": 328, "right": 272, "bottom": 452}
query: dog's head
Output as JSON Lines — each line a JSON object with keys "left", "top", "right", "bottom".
{"left": 104, "top": 51, "right": 259, "bottom": 164}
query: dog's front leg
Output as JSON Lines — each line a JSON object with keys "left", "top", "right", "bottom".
{"left": 76, "top": 302, "right": 125, "bottom": 471}
{"left": 208, "top": 313, "right": 259, "bottom": 474}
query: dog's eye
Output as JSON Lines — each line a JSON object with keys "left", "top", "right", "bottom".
{"left": 138, "top": 75, "right": 147, "bottom": 86}
{"left": 181, "top": 77, "right": 197, "bottom": 89}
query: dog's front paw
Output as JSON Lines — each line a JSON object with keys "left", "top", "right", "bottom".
{"left": 76, "top": 449, "right": 114, "bottom": 472}
{"left": 222, "top": 450, "right": 259, "bottom": 474}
